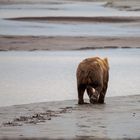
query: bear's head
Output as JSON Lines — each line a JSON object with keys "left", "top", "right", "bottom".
{"left": 89, "top": 89, "right": 99, "bottom": 104}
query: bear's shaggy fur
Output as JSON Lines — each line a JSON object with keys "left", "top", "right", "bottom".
{"left": 76, "top": 57, "right": 109, "bottom": 104}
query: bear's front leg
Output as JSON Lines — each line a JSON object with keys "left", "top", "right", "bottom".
{"left": 78, "top": 85, "right": 86, "bottom": 104}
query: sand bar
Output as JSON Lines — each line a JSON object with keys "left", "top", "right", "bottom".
{"left": 7, "top": 16, "right": 140, "bottom": 23}
{"left": 0, "top": 35, "right": 140, "bottom": 51}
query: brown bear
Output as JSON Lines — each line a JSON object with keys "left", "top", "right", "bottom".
{"left": 76, "top": 57, "right": 109, "bottom": 104}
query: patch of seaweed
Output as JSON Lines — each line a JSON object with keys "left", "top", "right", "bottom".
{"left": 2, "top": 106, "right": 74, "bottom": 127}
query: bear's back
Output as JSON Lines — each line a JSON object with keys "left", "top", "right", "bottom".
{"left": 78, "top": 57, "right": 104, "bottom": 72}
{"left": 77, "top": 57, "right": 106, "bottom": 85}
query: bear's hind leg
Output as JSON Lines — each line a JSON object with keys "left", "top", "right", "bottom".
{"left": 98, "top": 84, "right": 108, "bottom": 104}
{"left": 78, "top": 85, "right": 86, "bottom": 104}
{"left": 98, "top": 93, "right": 105, "bottom": 104}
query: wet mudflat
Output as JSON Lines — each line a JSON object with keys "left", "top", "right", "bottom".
{"left": 0, "top": 95, "right": 140, "bottom": 139}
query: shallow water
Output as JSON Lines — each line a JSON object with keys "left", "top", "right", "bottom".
{"left": 0, "top": 20, "right": 140, "bottom": 36}
{"left": 0, "top": 2, "right": 140, "bottom": 37}
{"left": 0, "top": 49, "right": 140, "bottom": 107}
{"left": 0, "top": 19, "right": 140, "bottom": 37}
{"left": 0, "top": 2, "right": 140, "bottom": 18}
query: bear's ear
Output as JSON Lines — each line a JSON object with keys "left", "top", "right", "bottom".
{"left": 104, "top": 57, "right": 109, "bottom": 66}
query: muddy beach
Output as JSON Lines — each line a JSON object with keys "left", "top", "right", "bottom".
{"left": 0, "top": 95, "right": 140, "bottom": 140}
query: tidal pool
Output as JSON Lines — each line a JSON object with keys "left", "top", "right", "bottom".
{"left": 0, "top": 49, "right": 140, "bottom": 107}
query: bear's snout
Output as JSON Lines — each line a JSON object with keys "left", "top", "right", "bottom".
{"left": 90, "top": 92, "right": 99, "bottom": 104}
